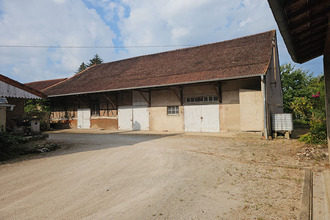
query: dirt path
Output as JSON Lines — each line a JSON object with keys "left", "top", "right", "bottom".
{"left": 0, "top": 133, "right": 308, "bottom": 219}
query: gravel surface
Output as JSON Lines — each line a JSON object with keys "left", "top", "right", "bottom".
{"left": 0, "top": 132, "right": 316, "bottom": 219}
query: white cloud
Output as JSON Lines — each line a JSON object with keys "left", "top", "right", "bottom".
{"left": 0, "top": 0, "right": 115, "bottom": 82}
{"left": 117, "top": 0, "right": 277, "bottom": 59}
{"left": 0, "top": 0, "right": 324, "bottom": 83}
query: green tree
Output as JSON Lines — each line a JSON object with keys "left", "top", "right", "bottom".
{"left": 290, "top": 75, "right": 326, "bottom": 144}
{"left": 75, "top": 62, "right": 87, "bottom": 74}
{"left": 280, "top": 63, "right": 312, "bottom": 113}
{"left": 24, "top": 99, "right": 50, "bottom": 113}
{"left": 87, "top": 54, "right": 103, "bottom": 67}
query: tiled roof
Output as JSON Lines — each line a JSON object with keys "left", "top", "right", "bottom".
{"left": 0, "top": 74, "right": 46, "bottom": 99}
{"left": 45, "top": 30, "right": 276, "bottom": 97}
{"left": 25, "top": 78, "right": 67, "bottom": 91}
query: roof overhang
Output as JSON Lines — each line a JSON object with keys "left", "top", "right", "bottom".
{"left": 0, "top": 74, "right": 47, "bottom": 99}
{"left": 268, "top": 0, "right": 330, "bottom": 63}
{"left": 47, "top": 74, "right": 264, "bottom": 98}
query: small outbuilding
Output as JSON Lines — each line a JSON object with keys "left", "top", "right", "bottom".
{"left": 0, "top": 74, "right": 46, "bottom": 132}
{"left": 32, "top": 30, "right": 283, "bottom": 137}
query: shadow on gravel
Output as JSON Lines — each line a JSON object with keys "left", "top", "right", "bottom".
{"left": 44, "top": 132, "right": 179, "bottom": 157}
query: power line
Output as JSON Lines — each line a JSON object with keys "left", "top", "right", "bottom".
{"left": 0, "top": 44, "right": 193, "bottom": 49}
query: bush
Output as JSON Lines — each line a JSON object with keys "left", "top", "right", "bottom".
{"left": 299, "top": 119, "right": 327, "bottom": 145}
{"left": 291, "top": 86, "right": 327, "bottom": 144}
{"left": 0, "top": 133, "right": 26, "bottom": 160}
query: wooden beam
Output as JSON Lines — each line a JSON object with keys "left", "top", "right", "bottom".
{"left": 171, "top": 87, "right": 183, "bottom": 105}
{"left": 138, "top": 91, "right": 150, "bottom": 106}
{"left": 324, "top": 15, "right": 330, "bottom": 163}
{"left": 213, "top": 83, "right": 222, "bottom": 103}
{"left": 72, "top": 96, "right": 87, "bottom": 107}
{"left": 102, "top": 94, "right": 116, "bottom": 108}
{"left": 102, "top": 94, "right": 117, "bottom": 116}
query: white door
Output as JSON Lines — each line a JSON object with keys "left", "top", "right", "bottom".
{"left": 184, "top": 105, "right": 202, "bottom": 132}
{"left": 77, "top": 108, "right": 91, "bottom": 129}
{"left": 184, "top": 104, "right": 220, "bottom": 132}
{"left": 132, "top": 106, "right": 149, "bottom": 131}
{"left": 118, "top": 106, "right": 133, "bottom": 130}
{"left": 201, "top": 104, "right": 220, "bottom": 132}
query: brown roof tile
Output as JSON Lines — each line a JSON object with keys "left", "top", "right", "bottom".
{"left": 25, "top": 78, "right": 67, "bottom": 91}
{"left": 45, "top": 30, "right": 276, "bottom": 97}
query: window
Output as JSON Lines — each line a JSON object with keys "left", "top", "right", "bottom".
{"left": 185, "top": 96, "right": 219, "bottom": 103}
{"left": 167, "top": 106, "right": 179, "bottom": 115}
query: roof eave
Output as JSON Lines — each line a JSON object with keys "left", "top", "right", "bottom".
{"left": 47, "top": 74, "right": 265, "bottom": 98}
{"left": 268, "top": 0, "right": 303, "bottom": 63}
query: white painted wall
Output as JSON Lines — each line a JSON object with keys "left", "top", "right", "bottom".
{"left": 0, "top": 81, "right": 41, "bottom": 99}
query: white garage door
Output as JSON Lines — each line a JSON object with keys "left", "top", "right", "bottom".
{"left": 132, "top": 106, "right": 149, "bottom": 131}
{"left": 118, "top": 106, "right": 133, "bottom": 130}
{"left": 118, "top": 106, "right": 149, "bottom": 131}
{"left": 184, "top": 104, "right": 220, "bottom": 132}
{"left": 77, "top": 108, "right": 91, "bottom": 129}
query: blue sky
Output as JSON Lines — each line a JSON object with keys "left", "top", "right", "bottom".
{"left": 0, "top": 0, "right": 323, "bottom": 83}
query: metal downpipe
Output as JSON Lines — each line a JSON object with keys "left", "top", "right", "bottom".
{"left": 261, "top": 75, "right": 268, "bottom": 139}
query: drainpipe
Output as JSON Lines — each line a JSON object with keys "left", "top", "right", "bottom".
{"left": 261, "top": 75, "right": 268, "bottom": 139}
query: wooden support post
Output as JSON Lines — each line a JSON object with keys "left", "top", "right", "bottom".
{"left": 73, "top": 96, "right": 87, "bottom": 107}
{"left": 213, "top": 83, "right": 222, "bottom": 103}
{"left": 180, "top": 87, "right": 183, "bottom": 105}
{"left": 171, "top": 87, "right": 182, "bottom": 105}
{"left": 324, "top": 19, "right": 330, "bottom": 163}
{"left": 324, "top": 51, "right": 330, "bottom": 163}
{"left": 103, "top": 94, "right": 117, "bottom": 116}
{"left": 103, "top": 94, "right": 116, "bottom": 108}
{"left": 138, "top": 91, "right": 150, "bottom": 106}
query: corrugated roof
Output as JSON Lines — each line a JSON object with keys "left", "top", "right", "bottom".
{"left": 45, "top": 30, "right": 276, "bottom": 97}
{"left": 25, "top": 78, "right": 67, "bottom": 91}
{"left": 0, "top": 74, "right": 46, "bottom": 99}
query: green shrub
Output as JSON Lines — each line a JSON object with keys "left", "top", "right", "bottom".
{"left": 299, "top": 119, "right": 327, "bottom": 145}
{"left": 0, "top": 133, "right": 26, "bottom": 160}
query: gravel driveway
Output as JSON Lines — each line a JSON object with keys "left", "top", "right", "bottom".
{"left": 0, "top": 132, "right": 305, "bottom": 219}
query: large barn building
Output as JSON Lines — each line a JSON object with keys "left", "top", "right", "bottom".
{"left": 28, "top": 30, "right": 283, "bottom": 136}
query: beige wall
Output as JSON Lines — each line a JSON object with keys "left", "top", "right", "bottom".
{"left": 150, "top": 90, "right": 183, "bottom": 132}
{"left": 219, "top": 104, "right": 240, "bottom": 131}
{"left": 149, "top": 106, "right": 184, "bottom": 132}
{"left": 0, "top": 106, "right": 6, "bottom": 131}
{"left": 222, "top": 90, "right": 239, "bottom": 104}
{"left": 239, "top": 89, "right": 264, "bottom": 131}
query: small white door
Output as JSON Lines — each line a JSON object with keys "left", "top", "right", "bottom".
{"left": 184, "top": 105, "right": 202, "bottom": 132}
{"left": 118, "top": 106, "right": 133, "bottom": 130}
{"left": 77, "top": 108, "right": 91, "bottom": 129}
{"left": 184, "top": 104, "right": 220, "bottom": 132}
{"left": 201, "top": 104, "right": 220, "bottom": 132}
{"left": 133, "top": 106, "right": 149, "bottom": 131}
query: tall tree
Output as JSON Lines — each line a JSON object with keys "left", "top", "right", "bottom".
{"left": 75, "top": 62, "right": 87, "bottom": 74}
{"left": 280, "top": 63, "right": 312, "bottom": 113}
{"left": 88, "top": 54, "right": 103, "bottom": 67}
